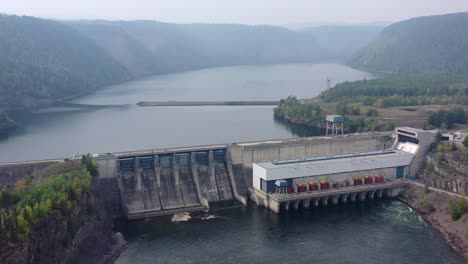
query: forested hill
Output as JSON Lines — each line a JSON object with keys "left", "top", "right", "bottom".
{"left": 68, "top": 21, "right": 383, "bottom": 77}
{"left": 301, "top": 25, "right": 383, "bottom": 61}
{"left": 0, "top": 15, "right": 131, "bottom": 113}
{"left": 67, "top": 20, "right": 329, "bottom": 77}
{"left": 0, "top": 15, "right": 380, "bottom": 131}
{"left": 349, "top": 12, "right": 468, "bottom": 75}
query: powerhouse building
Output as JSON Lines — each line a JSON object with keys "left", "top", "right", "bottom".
{"left": 252, "top": 127, "right": 437, "bottom": 194}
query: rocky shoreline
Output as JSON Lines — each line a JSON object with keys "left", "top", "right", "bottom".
{"left": 398, "top": 185, "right": 468, "bottom": 261}
{"left": 89, "top": 232, "right": 127, "bottom": 264}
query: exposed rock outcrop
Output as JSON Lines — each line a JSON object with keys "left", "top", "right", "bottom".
{"left": 0, "top": 179, "right": 126, "bottom": 264}
{"left": 421, "top": 151, "right": 468, "bottom": 195}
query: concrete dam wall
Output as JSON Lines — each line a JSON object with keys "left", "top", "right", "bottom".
{"left": 95, "top": 133, "right": 393, "bottom": 219}
{"left": 98, "top": 148, "right": 249, "bottom": 219}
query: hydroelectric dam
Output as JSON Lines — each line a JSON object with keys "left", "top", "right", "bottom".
{"left": 89, "top": 127, "right": 436, "bottom": 219}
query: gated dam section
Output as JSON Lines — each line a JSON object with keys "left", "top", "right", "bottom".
{"left": 97, "top": 133, "right": 398, "bottom": 219}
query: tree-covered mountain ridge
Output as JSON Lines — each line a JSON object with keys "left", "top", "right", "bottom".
{"left": 66, "top": 20, "right": 325, "bottom": 77}
{"left": 67, "top": 20, "right": 384, "bottom": 77}
{"left": 0, "top": 15, "right": 132, "bottom": 112}
{"left": 349, "top": 12, "right": 468, "bottom": 75}
{"left": 0, "top": 14, "right": 382, "bottom": 131}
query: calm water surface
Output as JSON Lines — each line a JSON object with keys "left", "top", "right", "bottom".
{"left": 0, "top": 64, "right": 369, "bottom": 162}
{"left": 116, "top": 201, "right": 464, "bottom": 264}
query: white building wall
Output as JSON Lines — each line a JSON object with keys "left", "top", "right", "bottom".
{"left": 404, "top": 166, "right": 410, "bottom": 178}
{"left": 442, "top": 133, "right": 454, "bottom": 141}
{"left": 252, "top": 163, "right": 266, "bottom": 190}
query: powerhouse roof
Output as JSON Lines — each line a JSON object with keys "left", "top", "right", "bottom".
{"left": 254, "top": 150, "right": 414, "bottom": 180}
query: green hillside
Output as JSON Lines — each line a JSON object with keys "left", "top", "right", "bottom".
{"left": 0, "top": 16, "right": 383, "bottom": 132}
{"left": 302, "top": 25, "right": 383, "bottom": 61}
{"left": 0, "top": 15, "right": 131, "bottom": 111}
{"left": 65, "top": 21, "right": 159, "bottom": 77}
{"left": 68, "top": 20, "right": 329, "bottom": 77}
{"left": 349, "top": 12, "right": 468, "bottom": 75}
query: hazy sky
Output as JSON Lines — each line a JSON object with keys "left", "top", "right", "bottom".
{"left": 2, "top": 0, "right": 468, "bottom": 25}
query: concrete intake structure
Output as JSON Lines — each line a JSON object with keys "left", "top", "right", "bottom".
{"left": 91, "top": 127, "right": 436, "bottom": 218}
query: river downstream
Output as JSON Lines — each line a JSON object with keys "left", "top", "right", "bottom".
{"left": 0, "top": 63, "right": 463, "bottom": 262}
{"left": 116, "top": 202, "right": 464, "bottom": 264}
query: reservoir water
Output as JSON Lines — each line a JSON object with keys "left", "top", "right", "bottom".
{"left": 0, "top": 64, "right": 368, "bottom": 162}
{"left": 0, "top": 64, "right": 463, "bottom": 262}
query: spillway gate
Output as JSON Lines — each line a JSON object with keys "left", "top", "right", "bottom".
{"left": 115, "top": 148, "right": 247, "bottom": 219}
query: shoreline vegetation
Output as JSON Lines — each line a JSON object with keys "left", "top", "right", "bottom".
{"left": 0, "top": 157, "right": 97, "bottom": 243}
{"left": 273, "top": 97, "right": 324, "bottom": 128}
{"left": 274, "top": 74, "right": 468, "bottom": 133}
{"left": 0, "top": 155, "right": 126, "bottom": 263}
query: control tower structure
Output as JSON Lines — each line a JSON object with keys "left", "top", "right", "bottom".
{"left": 326, "top": 115, "right": 344, "bottom": 136}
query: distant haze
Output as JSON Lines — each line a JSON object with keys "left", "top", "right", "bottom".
{"left": 2, "top": 0, "right": 468, "bottom": 25}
